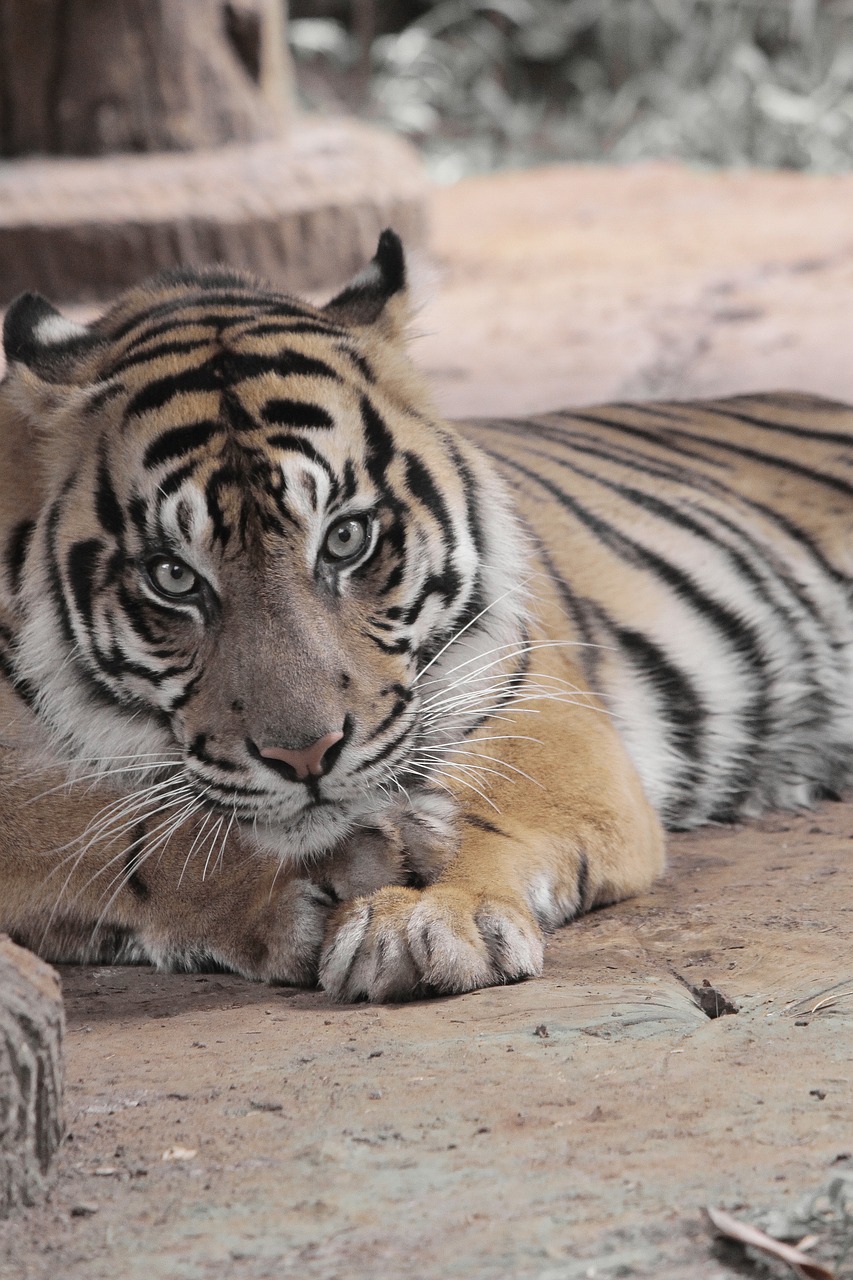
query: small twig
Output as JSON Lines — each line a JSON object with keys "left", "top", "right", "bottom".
{"left": 810, "top": 990, "right": 853, "bottom": 1016}
{"left": 706, "top": 1206, "right": 836, "bottom": 1280}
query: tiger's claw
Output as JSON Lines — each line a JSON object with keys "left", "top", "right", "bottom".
{"left": 319, "top": 884, "right": 544, "bottom": 1003}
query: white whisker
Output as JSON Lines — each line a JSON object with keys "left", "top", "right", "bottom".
{"left": 402, "top": 761, "right": 500, "bottom": 812}
{"left": 412, "top": 579, "right": 532, "bottom": 686}
{"left": 178, "top": 807, "right": 215, "bottom": 888}
{"left": 414, "top": 745, "right": 545, "bottom": 789}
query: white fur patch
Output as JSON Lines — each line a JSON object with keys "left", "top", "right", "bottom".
{"left": 33, "top": 313, "right": 89, "bottom": 347}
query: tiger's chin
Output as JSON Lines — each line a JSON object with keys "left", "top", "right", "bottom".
{"left": 247, "top": 802, "right": 360, "bottom": 866}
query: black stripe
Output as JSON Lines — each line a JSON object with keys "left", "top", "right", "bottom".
{"left": 622, "top": 404, "right": 853, "bottom": 499}
{"left": 502, "top": 430, "right": 824, "bottom": 633}
{"left": 575, "top": 852, "right": 590, "bottom": 914}
{"left": 538, "top": 408, "right": 848, "bottom": 585}
{"left": 45, "top": 486, "right": 80, "bottom": 647}
{"left": 524, "top": 542, "right": 708, "bottom": 824}
{"left": 66, "top": 538, "right": 103, "bottom": 633}
{"left": 246, "top": 320, "right": 347, "bottom": 340}
{"left": 486, "top": 415, "right": 712, "bottom": 487}
{"left": 337, "top": 347, "right": 375, "bottom": 381}
{"left": 357, "top": 723, "right": 413, "bottom": 771}
{"left": 125, "top": 827, "right": 150, "bottom": 901}
{"left": 225, "top": 350, "right": 341, "bottom": 383}
{"left": 363, "top": 695, "right": 410, "bottom": 744}
{"left": 109, "top": 338, "right": 210, "bottom": 375}
{"left": 95, "top": 455, "right": 126, "bottom": 538}
{"left": 202, "top": 468, "right": 237, "bottom": 547}
{"left": 464, "top": 814, "right": 508, "bottom": 836}
{"left": 699, "top": 399, "right": 853, "bottom": 448}
{"left": 5, "top": 519, "right": 35, "bottom": 596}
{"left": 167, "top": 669, "right": 204, "bottom": 713}
{"left": 157, "top": 462, "right": 199, "bottom": 499}
{"left": 361, "top": 396, "right": 395, "bottom": 486}
{"left": 262, "top": 401, "right": 334, "bottom": 430}
{"left": 85, "top": 381, "right": 126, "bottom": 415}
{"left": 189, "top": 734, "right": 241, "bottom": 774}
{"left": 126, "top": 362, "right": 221, "bottom": 418}
{"left": 613, "top": 625, "right": 706, "bottom": 823}
{"left": 108, "top": 293, "right": 280, "bottom": 343}
{"left": 114, "top": 317, "right": 220, "bottom": 353}
{"left": 143, "top": 421, "right": 218, "bottom": 469}
{"left": 487, "top": 447, "right": 772, "bottom": 809}
{"left": 404, "top": 451, "right": 452, "bottom": 531}
{"left": 447, "top": 441, "right": 485, "bottom": 559}
{"left": 367, "top": 632, "right": 411, "bottom": 656}
{"left": 530, "top": 539, "right": 599, "bottom": 656}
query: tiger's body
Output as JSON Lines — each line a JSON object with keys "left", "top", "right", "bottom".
{"left": 1, "top": 231, "right": 850, "bottom": 1001}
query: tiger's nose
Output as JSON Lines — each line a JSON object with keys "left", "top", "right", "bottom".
{"left": 259, "top": 730, "right": 345, "bottom": 781}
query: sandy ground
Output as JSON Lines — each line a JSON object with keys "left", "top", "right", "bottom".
{"left": 2, "top": 161, "right": 853, "bottom": 1279}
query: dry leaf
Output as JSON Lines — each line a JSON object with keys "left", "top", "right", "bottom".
{"left": 705, "top": 1206, "right": 836, "bottom": 1280}
{"left": 161, "top": 1146, "right": 197, "bottom": 1162}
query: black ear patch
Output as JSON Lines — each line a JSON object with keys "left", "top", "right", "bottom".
{"left": 3, "top": 292, "right": 99, "bottom": 382}
{"left": 324, "top": 229, "right": 407, "bottom": 327}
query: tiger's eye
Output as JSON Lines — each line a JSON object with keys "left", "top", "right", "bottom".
{"left": 148, "top": 557, "right": 198, "bottom": 598}
{"left": 324, "top": 517, "right": 370, "bottom": 562}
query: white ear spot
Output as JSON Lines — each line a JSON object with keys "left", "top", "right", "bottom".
{"left": 348, "top": 261, "right": 383, "bottom": 291}
{"left": 33, "top": 314, "right": 89, "bottom": 347}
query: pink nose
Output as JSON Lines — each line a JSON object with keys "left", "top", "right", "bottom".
{"left": 259, "top": 731, "right": 344, "bottom": 781}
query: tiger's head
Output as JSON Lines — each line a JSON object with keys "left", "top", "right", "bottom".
{"left": 0, "top": 232, "right": 529, "bottom": 862}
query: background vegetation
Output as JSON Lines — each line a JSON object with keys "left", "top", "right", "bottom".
{"left": 289, "top": 0, "right": 853, "bottom": 179}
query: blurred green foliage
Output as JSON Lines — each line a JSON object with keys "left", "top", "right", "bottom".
{"left": 289, "top": 0, "right": 853, "bottom": 177}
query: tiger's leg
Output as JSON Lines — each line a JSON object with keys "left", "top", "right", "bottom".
{"left": 0, "top": 751, "right": 427, "bottom": 984}
{"left": 320, "top": 649, "right": 665, "bottom": 1003}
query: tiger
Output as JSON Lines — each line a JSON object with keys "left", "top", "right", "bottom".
{"left": 1, "top": 228, "right": 852, "bottom": 1003}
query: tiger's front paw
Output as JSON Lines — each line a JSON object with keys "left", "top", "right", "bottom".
{"left": 224, "top": 878, "right": 336, "bottom": 986}
{"left": 319, "top": 884, "right": 544, "bottom": 1003}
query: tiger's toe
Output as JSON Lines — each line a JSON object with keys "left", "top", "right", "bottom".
{"left": 319, "top": 885, "right": 544, "bottom": 1003}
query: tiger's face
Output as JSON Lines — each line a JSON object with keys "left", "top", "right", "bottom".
{"left": 2, "top": 233, "right": 528, "bottom": 861}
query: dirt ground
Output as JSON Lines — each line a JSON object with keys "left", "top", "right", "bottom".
{"left": 2, "top": 161, "right": 853, "bottom": 1279}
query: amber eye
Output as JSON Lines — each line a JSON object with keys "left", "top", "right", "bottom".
{"left": 147, "top": 556, "right": 199, "bottom": 598}
{"left": 323, "top": 516, "right": 371, "bottom": 563}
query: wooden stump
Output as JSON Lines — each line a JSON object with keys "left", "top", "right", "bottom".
{"left": 0, "top": 0, "right": 291, "bottom": 156}
{"left": 0, "top": 117, "right": 428, "bottom": 303}
{"left": 0, "top": 936, "right": 64, "bottom": 1216}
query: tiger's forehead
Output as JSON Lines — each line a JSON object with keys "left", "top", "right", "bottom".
{"left": 97, "top": 310, "right": 379, "bottom": 472}
{"left": 89, "top": 305, "right": 393, "bottom": 549}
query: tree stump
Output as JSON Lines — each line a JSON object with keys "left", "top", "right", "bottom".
{"left": 0, "top": 118, "right": 428, "bottom": 303}
{"left": 0, "top": 936, "right": 64, "bottom": 1216}
{"left": 0, "top": 0, "right": 290, "bottom": 156}
{"left": 0, "top": 1, "right": 428, "bottom": 301}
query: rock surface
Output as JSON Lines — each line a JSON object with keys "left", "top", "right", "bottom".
{"left": 0, "top": 937, "right": 64, "bottom": 1217}
{"left": 416, "top": 161, "right": 853, "bottom": 417}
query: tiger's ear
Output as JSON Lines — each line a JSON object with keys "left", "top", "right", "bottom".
{"left": 323, "top": 229, "right": 409, "bottom": 339}
{"left": 3, "top": 292, "right": 101, "bottom": 386}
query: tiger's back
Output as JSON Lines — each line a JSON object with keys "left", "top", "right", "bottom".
{"left": 464, "top": 392, "right": 853, "bottom": 827}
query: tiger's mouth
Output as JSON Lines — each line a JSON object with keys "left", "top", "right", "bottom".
{"left": 170, "top": 720, "right": 427, "bottom": 863}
